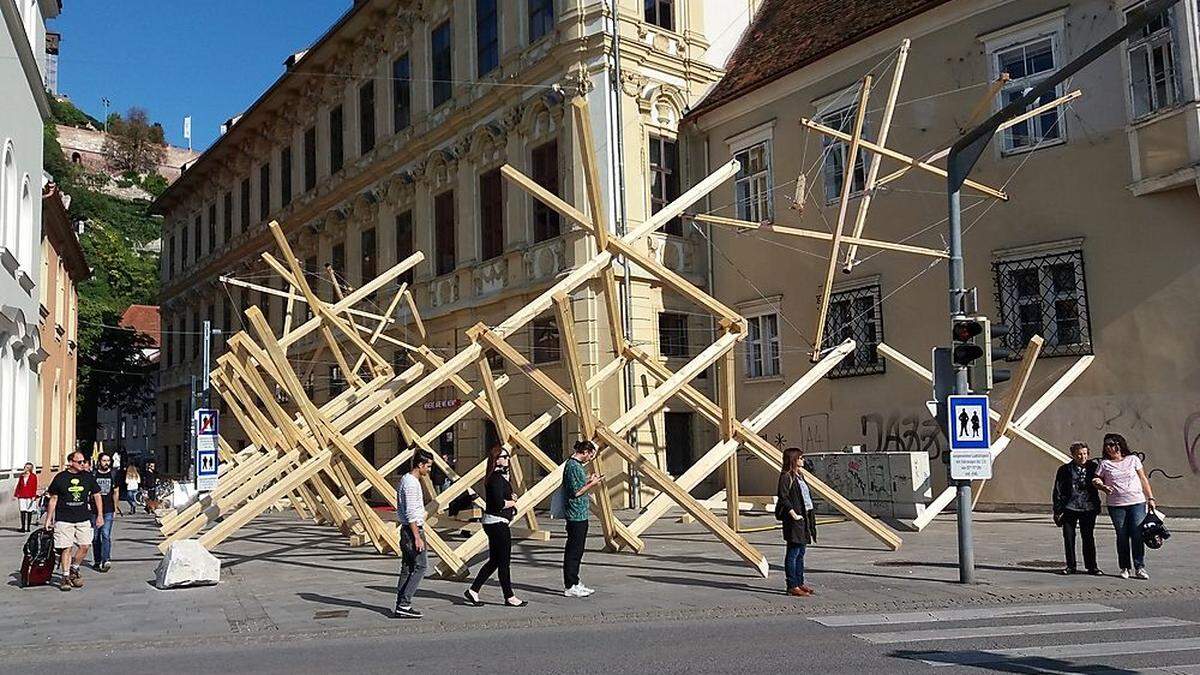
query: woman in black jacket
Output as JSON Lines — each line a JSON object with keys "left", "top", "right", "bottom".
{"left": 1051, "top": 442, "right": 1102, "bottom": 575}
{"left": 776, "top": 447, "right": 818, "bottom": 597}
{"left": 464, "top": 446, "right": 527, "bottom": 607}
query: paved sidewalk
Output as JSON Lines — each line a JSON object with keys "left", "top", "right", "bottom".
{"left": 2, "top": 507, "right": 1197, "bottom": 651}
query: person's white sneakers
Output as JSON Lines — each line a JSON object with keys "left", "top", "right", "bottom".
{"left": 1119, "top": 568, "right": 1131, "bottom": 579}
{"left": 564, "top": 585, "right": 583, "bottom": 597}
{"left": 577, "top": 584, "right": 595, "bottom": 596}
{"left": 1135, "top": 567, "right": 1150, "bottom": 580}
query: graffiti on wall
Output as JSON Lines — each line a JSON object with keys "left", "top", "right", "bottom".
{"left": 859, "top": 411, "right": 944, "bottom": 460}
{"left": 798, "top": 413, "right": 829, "bottom": 455}
{"left": 1186, "top": 412, "right": 1200, "bottom": 475}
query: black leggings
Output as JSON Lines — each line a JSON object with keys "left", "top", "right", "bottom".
{"left": 471, "top": 522, "right": 514, "bottom": 599}
{"left": 19, "top": 511, "right": 33, "bottom": 532}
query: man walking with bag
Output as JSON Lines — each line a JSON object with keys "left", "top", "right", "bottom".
{"left": 43, "top": 451, "right": 103, "bottom": 591}
{"left": 394, "top": 450, "right": 433, "bottom": 619}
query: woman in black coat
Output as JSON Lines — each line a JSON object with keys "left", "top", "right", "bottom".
{"left": 776, "top": 447, "right": 818, "bottom": 597}
{"left": 464, "top": 446, "right": 527, "bottom": 607}
{"left": 1051, "top": 441, "right": 1102, "bottom": 575}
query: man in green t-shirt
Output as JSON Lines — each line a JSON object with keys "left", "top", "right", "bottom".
{"left": 563, "top": 439, "right": 602, "bottom": 597}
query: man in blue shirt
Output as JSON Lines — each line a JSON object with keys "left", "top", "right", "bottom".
{"left": 562, "top": 439, "right": 602, "bottom": 597}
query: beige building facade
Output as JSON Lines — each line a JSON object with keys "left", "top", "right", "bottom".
{"left": 685, "top": 0, "right": 1200, "bottom": 509}
{"left": 152, "top": 0, "right": 754, "bottom": 500}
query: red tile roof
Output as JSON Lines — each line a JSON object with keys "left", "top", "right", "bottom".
{"left": 687, "top": 0, "right": 952, "bottom": 120}
{"left": 119, "top": 304, "right": 160, "bottom": 347}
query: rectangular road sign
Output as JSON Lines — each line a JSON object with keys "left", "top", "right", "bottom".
{"left": 195, "top": 408, "right": 219, "bottom": 437}
{"left": 193, "top": 409, "right": 220, "bottom": 491}
{"left": 950, "top": 449, "right": 993, "bottom": 480}
{"left": 947, "top": 395, "right": 990, "bottom": 451}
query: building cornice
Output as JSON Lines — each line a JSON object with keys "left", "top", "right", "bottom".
{"left": 1, "top": 0, "right": 52, "bottom": 121}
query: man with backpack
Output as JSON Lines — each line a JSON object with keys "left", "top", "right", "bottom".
{"left": 44, "top": 450, "right": 103, "bottom": 591}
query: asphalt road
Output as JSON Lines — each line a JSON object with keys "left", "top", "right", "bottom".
{"left": 9, "top": 595, "right": 1200, "bottom": 674}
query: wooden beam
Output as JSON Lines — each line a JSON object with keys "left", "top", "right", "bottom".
{"left": 692, "top": 214, "right": 947, "bottom": 259}
{"left": 844, "top": 40, "right": 909, "bottom": 272}
{"left": 811, "top": 75, "right": 873, "bottom": 361}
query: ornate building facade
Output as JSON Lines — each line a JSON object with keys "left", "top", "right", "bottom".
{"left": 152, "top": 0, "right": 753, "bottom": 501}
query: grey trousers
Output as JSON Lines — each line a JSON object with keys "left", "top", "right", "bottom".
{"left": 395, "top": 525, "right": 427, "bottom": 608}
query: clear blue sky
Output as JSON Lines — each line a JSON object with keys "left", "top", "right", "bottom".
{"left": 51, "top": 1, "right": 351, "bottom": 152}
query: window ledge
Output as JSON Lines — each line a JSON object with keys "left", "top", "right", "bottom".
{"left": 17, "top": 270, "right": 35, "bottom": 294}
{"left": 744, "top": 375, "right": 784, "bottom": 384}
{"left": 1127, "top": 163, "right": 1199, "bottom": 197}
{"left": 1000, "top": 136, "right": 1066, "bottom": 158}
{"left": 1128, "top": 101, "right": 1197, "bottom": 130}
{"left": 0, "top": 248, "right": 18, "bottom": 275}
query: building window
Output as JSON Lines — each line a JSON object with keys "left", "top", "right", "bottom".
{"left": 207, "top": 203, "right": 216, "bottom": 253}
{"left": 531, "top": 316, "right": 561, "bottom": 364}
{"left": 181, "top": 224, "right": 189, "bottom": 267}
{"left": 303, "top": 256, "right": 317, "bottom": 320}
{"left": 434, "top": 190, "right": 456, "bottom": 276}
{"left": 392, "top": 55, "right": 411, "bottom": 132}
{"left": 393, "top": 348, "right": 412, "bottom": 372}
{"left": 477, "top": 0, "right": 500, "bottom": 76}
{"left": 330, "top": 104, "right": 345, "bottom": 174}
{"left": 479, "top": 168, "right": 504, "bottom": 261}
{"left": 222, "top": 191, "right": 232, "bottom": 243}
{"left": 734, "top": 141, "right": 772, "bottom": 222}
{"left": 175, "top": 399, "right": 182, "bottom": 423}
{"left": 659, "top": 312, "right": 688, "bottom": 358}
{"left": 649, "top": 135, "right": 681, "bottom": 235}
{"left": 165, "top": 330, "right": 173, "bottom": 366}
{"left": 992, "top": 32, "right": 1065, "bottom": 154}
{"left": 745, "top": 312, "right": 780, "bottom": 379}
{"left": 167, "top": 235, "right": 175, "bottom": 280}
{"left": 530, "top": 140, "right": 560, "bottom": 242}
{"left": 304, "top": 127, "right": 317, "bottom": 192}
{"left": 192, "top": 311, "right": 201, "bottom": 358}
{"left": 259, "top": 163, "right": 271, "bottom": 221}
{"left": 329, "top": 366, "right": 346, "bottom": 396}
{"left": 330, "top": 242, "right": 346, "bottom": 290}
{"left": 536, "top": 417, "right": 564, "bottom": 469}
{"left": 361, "top": 227, "right": 377, "bottom": 285}
{"left": 825, "top": 284, "right": 885, "bottom": 378}
{"left": 192, "top": 214, "right": 201, "bottom": 260}
{"left": 396, "top": 210, "right": 414, "bottom": 286}
{"left": 1126, "top": 3, "right": 1179, "bottom": 119}
{"left": 644, "top": 0, "right": 674, "bottom": 31}
{"left": 484, "top": 348, "right": 505, "bottom": 373}
{"left": 240, "top": 177, "right": 250, "bottom": 231}
{"left": 529, "top": 0, "right": 554, "bottom": 42}
{"left": 280, "top": 145, "right": 293, "bottom": 207}
{"left": 432, "top": 20, "right": 453, "bottom": 108}
{"left": 222, "top": 302, "right": 231, "bottom": 342}
{"left": 359, "top": 80, "right": 376, "bottom": 154}
{"left": 993, "top": 247, "right": 1092, "bottom": 358}
{"left": 819, "top": 104, "right": 867, "bottom": 202}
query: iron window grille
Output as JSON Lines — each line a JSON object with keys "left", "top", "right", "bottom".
{"left": 824, "top": 284, "right": 885, "bottom": 378}
{"left": 993, "top": 249, "right": 1093, "bottom": 358}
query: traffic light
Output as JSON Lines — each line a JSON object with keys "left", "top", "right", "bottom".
{"left": 952, "top": 316, "right": 1013, "bottom": 393}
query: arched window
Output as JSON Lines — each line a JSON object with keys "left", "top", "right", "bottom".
{"left": 19, "top": 174, "right": 33, "bottom": 269}
{"left": 1, "top": 140, "right": 14, "bottom": 259}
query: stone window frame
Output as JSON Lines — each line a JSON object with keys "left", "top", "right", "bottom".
{"left": 981, "top": 9, "right": 1070, "bottom": 156}
{"left": 725, "top": 121, "right": 775, "bottom": 224}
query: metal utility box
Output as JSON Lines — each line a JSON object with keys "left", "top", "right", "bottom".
{"left": 807, "top": 451, "right": 931, "bottom": 520}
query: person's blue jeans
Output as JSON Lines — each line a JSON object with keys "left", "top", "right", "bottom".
{"left": 123, "top": 492, "right": 137, "bottom": 513}
{"left": 92, "top": 512, "right": 114, "bottom": 565}
{"left": 1107, "top": 503, "right": 1147, "bottom": 571}
{"left": 785, "top": 542, "right": 806, "bottom": 589}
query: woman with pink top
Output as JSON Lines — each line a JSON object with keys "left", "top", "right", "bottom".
{"left": 1092, "top": 433, "right": 1157, "bottom": 580}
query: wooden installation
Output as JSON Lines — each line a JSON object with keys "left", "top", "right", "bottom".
{"left": 158, "top": 97, "right": 904, "bottom": 581}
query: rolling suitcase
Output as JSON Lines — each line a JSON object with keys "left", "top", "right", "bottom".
{"left": 20, "top": 529, "right": 56, "bottom": 587}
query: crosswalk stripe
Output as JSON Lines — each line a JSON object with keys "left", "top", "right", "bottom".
{"left": 811, "top": 602, "right": 1120, "bottom": 627}
{"left": 856, "top": 616, "right": 1193, "bottom": 644}
{"left": 915, "top": 637, "right": 1200, "bottom": 667}
{"left": 1138, "top": 666, "right": 1200, "bottom": 675}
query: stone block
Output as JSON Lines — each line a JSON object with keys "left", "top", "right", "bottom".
{"left": 154, "top": 540, "right": 220, "bottom": 589}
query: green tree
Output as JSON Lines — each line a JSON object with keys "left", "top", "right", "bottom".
{"left": 102, "top": 107, "right": 167, "bottom": 174}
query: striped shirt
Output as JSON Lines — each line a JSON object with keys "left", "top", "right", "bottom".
{"left": 396, "top": 473, "right": 425, "bottom": 526}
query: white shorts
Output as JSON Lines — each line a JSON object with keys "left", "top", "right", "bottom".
{"left": 53, "top": 521, "right": 93, "bottom": 549}
{"left": 17, "top": 498, "right": 37, "bottom": 513}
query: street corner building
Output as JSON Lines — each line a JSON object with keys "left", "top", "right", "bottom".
{"left": 1, "top": 0, "right": 66, "bottom": 527}
{"left": 681, "top": 0, "right": 1200, "bottom": 510}
{"left": 150, "top": 0, "right": 755, "bottom": 503}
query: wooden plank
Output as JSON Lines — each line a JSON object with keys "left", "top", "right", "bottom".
{"left": 811, "top": 75, "right": 873, "bottom": 361}
{"left": 571, "top": 97, "right": 610, "bottom": 252}
{"left": 605, "top": 236, "right": 743, "bottom": 324}
{"left": 350, "top": 281, "right": 407, "bottom": 376}
{"left": 844, "top": 41, "right": 910, "bottom": 272}
{"left": 975, "top": 335, "right": 1045, "bottom": 508}
{"left": 799, "top": 117, "right": 1008, "bottom": 200}
{"left": 720, "top": 348, "right": 738, "bottom": 530}
{"left": 476, "top": 328, "right": 766, "bottom": 576}
{"left": 692, "top": 214, "right": 948, "bottom": 259}
{"left": 403, "top": 288, "right": 426, "bottom": 341}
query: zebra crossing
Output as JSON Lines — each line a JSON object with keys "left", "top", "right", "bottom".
{"left": 810, "top": 602, "right": 1200, "bottom": 671}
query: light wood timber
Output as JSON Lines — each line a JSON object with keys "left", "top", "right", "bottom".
{"left": 692, "top": 214, "right": 949, "bottom": 259}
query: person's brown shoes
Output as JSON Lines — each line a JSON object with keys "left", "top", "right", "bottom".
{"left": 58, "top": 577, "right": 72, "bottom": 591}
{"left": 787, "top": 586, "right": 811, "bottom": 597}
{"left": 69, "top": 569, "right": 83, "bottom": 588}
{"left": 800, "top": 585, "right": 815, "bottom": 595}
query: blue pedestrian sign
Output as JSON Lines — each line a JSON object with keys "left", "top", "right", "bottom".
{"left": 193, "top": 408, "right": 220, "bottom": 491}
{"left": 947, "top": 395, "right": 990, "bottom": 451}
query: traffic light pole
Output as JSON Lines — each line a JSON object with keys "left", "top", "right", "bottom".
{"left": 945, "top": 0, "right": 1181, "bottom": 584}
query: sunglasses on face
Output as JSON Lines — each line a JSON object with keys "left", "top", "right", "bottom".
{"left": 498, "top": 454, "right": 510, "bottom": 459}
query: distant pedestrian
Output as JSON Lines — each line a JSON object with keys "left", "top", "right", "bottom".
{"left": 91, "top": 453, "right": 120, "bottom": 571}
{"left": 776, "top": 447, "right": 818, "bottom": 597}
{"left": 14, "top": 463, "right": 38, "bottom": 532}
{"left": 44, "top": 451, "right": 103, "bottom": 591}
{"left": 142, "top": 460, "right": 158, "bottom": 512}
{"left": 394, "top": 450, "right": 433, "bottom": 619}
{"left": 122, "top": 465, "right": 141, "bottom": 514}
{"left": 562, "top": 439, "right": 602, "bottom": 598}
{"left": 464, "top": 446, "right": 527, "bottom": 608}
{"left": 1051, "top": 442, "right": 1102, "bottom": 575}
{"left": 1093, "top": 433, "right": 1157, "bottom": 580}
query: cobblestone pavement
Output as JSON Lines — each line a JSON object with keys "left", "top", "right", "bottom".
{"left": 1, "top": 507, "right": 1196, "bottom": 653}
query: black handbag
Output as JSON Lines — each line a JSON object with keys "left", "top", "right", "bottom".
{"left": 1139, "top": 509, "right": 1171, "bottom": 549}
